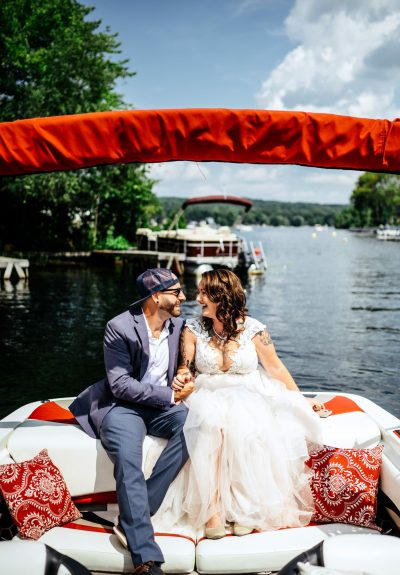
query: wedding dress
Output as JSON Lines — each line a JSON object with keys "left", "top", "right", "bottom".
{"left": 154, "top": 316, "right": 322, "bottom": 532}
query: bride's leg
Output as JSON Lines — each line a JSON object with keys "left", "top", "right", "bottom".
{"left": 205, "top": 512, "right": 222, "bottom": 529}
{"left": 205, "top": 468, "right": 222, "bottom": 528}
{"left": 205, "top": 432, "right": 225, "bottom": 537}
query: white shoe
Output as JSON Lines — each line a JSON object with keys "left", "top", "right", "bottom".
{"left": 233, "top": 523, "right": 253, "bottom": 536}
{"left": 204, "top": 524, "right": 226, "bottom": 539}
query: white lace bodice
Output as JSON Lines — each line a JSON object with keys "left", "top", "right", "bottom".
{"left": 186, "top": 316, "right": 266, "bottom": 375}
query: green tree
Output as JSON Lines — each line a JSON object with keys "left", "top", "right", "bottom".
{"left": 270, "top": 214, "right": 289, "bottom": 226}
{"left": 0, "top": 0, "right": 158, "bottom": 251}
{"left": 0, "top": 0, "right": 130, "bottom": 120}
{"left": 290, "top": 214, "right": 305, "bottom": 227}
{"left": 334, "top": 206, "right": 359, "bottom": 229}
{"left": 349, "top": 173, "right": 400, "bottom": 227}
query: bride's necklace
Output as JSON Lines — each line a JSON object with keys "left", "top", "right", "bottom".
{"left": 212, "top": 326, "right": 228, "bottom": 343}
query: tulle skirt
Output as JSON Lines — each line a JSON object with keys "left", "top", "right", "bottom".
{"left": 153, "top": 368, "right": 322, "bottom": 532}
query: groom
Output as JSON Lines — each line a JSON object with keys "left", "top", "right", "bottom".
{"left": 70, "top": 268, "right": 194, "bottom": 575}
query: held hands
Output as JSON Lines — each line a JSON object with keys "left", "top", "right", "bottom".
{"left": 172, "top": 372, "right": 195, "bottom": 403}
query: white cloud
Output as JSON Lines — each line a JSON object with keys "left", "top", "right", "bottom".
{"left": 150, "top": 162, "right": 210, "bottom": 183}
{"left": 219, "top": 165, "right": 279, "bottom": 183}
{"left": 256, "top": 0, "right": 400, "bottom": 119}
{"left": 152, "top": 1, "right": 399, "bottom": 206}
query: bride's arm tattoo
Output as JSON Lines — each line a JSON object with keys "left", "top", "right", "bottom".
{"left": 187, "top": 358, "right": 196, "bottom": 376}
{"left": 179, "top": 329, "right": 196, "bottom": 376}
{"left": 258, "top": 329, "right": 273, "bottom": 346}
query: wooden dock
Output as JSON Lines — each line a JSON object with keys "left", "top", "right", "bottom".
{"left": 0, "top": 256, "right": 29, "bottom": 279}
{"left": 0, "top": 250, "right": 186, "bottom": 278}
{"left": 92, "top": 249, "right": 186, "bottom": 274}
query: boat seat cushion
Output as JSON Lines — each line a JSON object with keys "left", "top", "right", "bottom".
{"left": 0, "top": 449, "right": 81, "bottom": 540}
{"left": 195, "top": 523, "right": 378, "bottom": 574}
{"left": 6, "top": 395, "right": 381, "bottom": 499}
{"left": 7, "top": 405, "right": 168, "bottom": 497}
{"left": 14, "top": 513, "right": 376, "bottom": 574}
{"left": 306, "top": 444, "right": 383, "bottom": 531}
{"left": 32, "top": 510, "right": 196, "bottom": 574}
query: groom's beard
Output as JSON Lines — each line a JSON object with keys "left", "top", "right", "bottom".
{"left": 159, "top": 300, "right": 182, "bottom": 317}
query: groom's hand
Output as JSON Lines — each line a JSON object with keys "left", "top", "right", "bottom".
{"left": 172, "top": 372, "right": 190, "bottom": 391}
{"left": 172, "top": 372, "right": 194, "bottom": 403}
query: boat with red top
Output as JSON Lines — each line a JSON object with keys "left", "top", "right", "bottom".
{"left": 136, "top": 195, "right": 264, "bottom": 275}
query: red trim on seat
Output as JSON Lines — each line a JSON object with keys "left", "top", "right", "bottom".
{"left": 28, "top": 402, "right": 77, "bottom": 424}
{"left": 73, "top": 492, "right": 118, "bottom": 505}
{"left": 62, "top": 522, "right": 195, "bottom": 544}
{"left": 63, "top": 522, "right": 114, "bottom": 534}
{"left": 196, "top": 522, "right": 323, "bottom": 542}
{"left": 197, "top": 534, "right": 234, "bottom": 543}
{"left": 324, "top": 396, "right": 364, "bottom": 415}
{"left": 155, "top": 532, "right": 196, "bottom": 545}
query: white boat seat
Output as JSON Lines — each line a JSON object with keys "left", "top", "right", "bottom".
{"left": 6, "top": 394, "right": 381, "bottom": 499}
{"left": 20, "top": 510, "right": 196, "bottom": 574}
{"left": 6, "top": 399, "right": 169, "bottom": 497}
{"left": 28, "top": 515, "right": 378, "bottom": 574}
{"left": 195, "top": 523, "right": 378, "bottom": 574}
{"left": 0, "top": 540, "right": 91, "bottom": 575}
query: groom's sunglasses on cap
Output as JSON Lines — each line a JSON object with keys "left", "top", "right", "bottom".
{"left": 161, "top": 287, "right": 184, "bottom": 297}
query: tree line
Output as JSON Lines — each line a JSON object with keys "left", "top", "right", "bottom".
{"left": 159, "top": 174, "right": 400, "bottom": 229}
{"left": 158, "top": 197, "right": 343, "bottom": 228}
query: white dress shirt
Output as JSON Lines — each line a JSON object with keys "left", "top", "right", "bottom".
{"left": 141, "top": 314, "right": 170, "bottom": 388}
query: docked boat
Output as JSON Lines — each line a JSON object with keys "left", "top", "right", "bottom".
{"left": 1, "top": 391, "right": 400, "bottom": 574}
{"left": 1, "top": 108, "right": 400, "bottom": 572}
{"left": 376, "top": 227, "right": 400, "bottom": 241}
{"left": 136, "top": 195, "right": 267, "bottom": 275}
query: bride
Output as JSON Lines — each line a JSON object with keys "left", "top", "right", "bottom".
{"left": 165, "top": 269, "right": 323, "bottom": 539}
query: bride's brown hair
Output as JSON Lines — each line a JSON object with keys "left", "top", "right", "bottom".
{"left": 200, "top": 269, "right": 247, "bottom": 340}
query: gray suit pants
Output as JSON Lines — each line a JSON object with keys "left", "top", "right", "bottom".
{"left": 100, "top": 402, "right": 189, "bottom": 566}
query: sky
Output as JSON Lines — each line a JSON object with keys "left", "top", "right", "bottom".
{"left": 82, "top": 0, "right": 400, "bottom": 205}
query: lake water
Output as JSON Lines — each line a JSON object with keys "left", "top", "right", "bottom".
{"left": 1, "top": 226, "right": 399, "bottom": 419}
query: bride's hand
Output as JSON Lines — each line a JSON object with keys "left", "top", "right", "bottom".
{"left": 174, "top": 379, "right": 195, "bottom": 402}
{"left": 306, "top": 397, "right": 325, "bottom": 412}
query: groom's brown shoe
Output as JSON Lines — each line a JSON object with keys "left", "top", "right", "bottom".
{"left": 133, "top": 561, "right": 165, "bottom": 575}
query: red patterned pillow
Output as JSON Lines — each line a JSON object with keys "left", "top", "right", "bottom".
{"left": 0, "top": 449, "right": 81, "bottom": 539}
{"left": 306, "top": 444, "right": 383, "bottom": 530}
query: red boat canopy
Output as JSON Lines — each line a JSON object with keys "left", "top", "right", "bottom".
{"left": 0, "top": 108, "right": 399, "bottom": 176}
{"left": 182, "top": 195, "right": 252, "bottom": 212}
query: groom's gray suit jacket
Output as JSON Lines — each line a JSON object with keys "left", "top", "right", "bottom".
{"left": 70, "top": 307, "right": 184, "bottom": 438}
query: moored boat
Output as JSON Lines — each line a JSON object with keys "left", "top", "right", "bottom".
{"left": 376, "top": 227, "right": 400, "bottom": 241}
{"left": 136, "top": 195, "right": 267, "bottom": 275}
